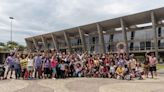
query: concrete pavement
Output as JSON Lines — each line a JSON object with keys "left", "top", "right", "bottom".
{"left": 0, "top": 70, "right": 164, "bottom": 92}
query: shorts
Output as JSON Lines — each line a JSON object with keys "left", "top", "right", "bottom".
{"left": 8, "top": 65, "right": 14, "bottom": 71}
{"left": 149, "top": 66, "right": 156, "bottom": 72}
{"left": 27, "top": 66, "right": 34, "bottom": 71}
{"left": 52, "top": 68, "right": 57, "bottom": 74}
{"left": 44, "top": 68, "right": 50, "bottom": 74}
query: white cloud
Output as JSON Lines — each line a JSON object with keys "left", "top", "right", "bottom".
{"left": 0, "top": 0, "right": 164, "bottom": 45}
{"left": 102, "top": 3, "right": 134, "bottom": 15}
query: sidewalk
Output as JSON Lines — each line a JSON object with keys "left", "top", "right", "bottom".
{"left": 158, "top": 69, "right": 164, "bottom": 75}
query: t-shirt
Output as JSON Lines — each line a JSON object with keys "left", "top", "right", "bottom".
{"left": 60, "top": 64, "right": 65, "bottom": 71}
{"left": 6, "top": 56, "right": 14, "bottom": 66}
{"left": 51, "top": 59, "right": 58, "bottom": 68}
{"left": 116, "top": 67, "right": 124, "bottom": 74}
{"left": 118, "top": 59, "right": 125, "bottom": 66}
{"left": 20, "top": 58, "right": 28, "bottom": 69}
{"left": 14, "top": 58, "right": 20, "bottom": 69}
{"left": 110, "top": 66, "right": 115, "bottom": 73}
{"left": 44, "top": 58, "right": 50, "bottom": 68}
{"left": 34, "top": 56, "right": 42, "bottom": 68}
{"left": 75, "top": 67, "right": 81, "bottom": 73}
{"left": 27, "top": 58, "right": 34, "bottom": 67}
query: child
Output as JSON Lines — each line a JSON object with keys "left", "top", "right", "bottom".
{"left": 109, "top": 62, "right": 116, "bottom": 78}
{"left": 60, "top": 60, "right": 65, "bottom": 78}
{"left": 135, "top": 63, "right": 143, "bottom": 80}
{"left": 144, "top": 57, "right": 149, "bottom": 78}
{"left": 56, "top": 61, "right": 62, "bottom": 78}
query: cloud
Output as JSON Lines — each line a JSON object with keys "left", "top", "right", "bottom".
{"left": 0, "top": 0, "right": 164, "bottom": 45}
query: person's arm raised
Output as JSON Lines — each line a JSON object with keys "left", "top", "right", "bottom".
{"left": 80, "top": 51, "right": 88, "bottom": 59}
{"left": 145, "top": 51, "right": 150, "bottom": 57}
{"left": 4, "top": 57, "right": 8, "bottom": 65}
{"left": 26, "top": 50, "right": 31, "bottom": 58}
{"left": 13, "top": 47, "right": 19, "bottom": 57}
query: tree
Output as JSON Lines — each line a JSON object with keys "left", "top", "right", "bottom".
{"left": 18, "top": 44, "right": 26, "bottom": 51}
{"left": 0, "top": 41, "right": 26, "bottom": 51}
{"left": 0, "top": 42, "right": 5, "bottom": 46}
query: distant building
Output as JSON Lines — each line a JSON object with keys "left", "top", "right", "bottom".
{"left": 25, "top": 7, "right": 164, "bottom": 59}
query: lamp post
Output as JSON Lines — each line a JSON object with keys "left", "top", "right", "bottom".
{"left": 9, "top": 17, "right": 14, "bottom": 42}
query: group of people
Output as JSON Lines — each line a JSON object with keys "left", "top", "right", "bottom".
{"left": 0, "top": 49, "right": 158, "bottom": 80}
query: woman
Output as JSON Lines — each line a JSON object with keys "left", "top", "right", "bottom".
{"left": 43, "top": 55, "right": 51, "bottom": 79}
{"left": 4, "top": 53, "right": 15, "bottom": 79}
{"left": 27, "top": 54, "right": 34, "bottom": 79}
{"left": 109, "top": 62, "right": 116, "bottom": 78}
{"left": 144, "top": 57, "right": 149, "bottom": 78}
{"left": 50, "top": 55, "right": 58, "bottom": 79}
{"left": 14, "top": 54, "right": 21, "bottom": 79}
{"left": 20, "top": 54, "right": 28, "bottom": 79}
{"left": 60, "top": 60, "right": 66, "bottom": 78}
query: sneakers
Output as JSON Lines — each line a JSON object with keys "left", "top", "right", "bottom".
{"left": 52, "top": 78, "right": 56, "bottom": 80}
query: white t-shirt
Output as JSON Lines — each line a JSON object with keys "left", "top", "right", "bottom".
{"left": 27, "top": 59, "right": 34, "bottom": 67}
{"left": 60, "top": 64, "right": 65, "bottom": 71}
{"left": 110, "top": 66, "right": 115, "bottom": 73}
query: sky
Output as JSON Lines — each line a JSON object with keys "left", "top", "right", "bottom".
{"left": 0, "top": 0, "right": 164, "bottom": 45}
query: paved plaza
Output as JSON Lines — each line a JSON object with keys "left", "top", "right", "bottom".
{"left": 0, "top": 69, "right": 164, "bottom": 92}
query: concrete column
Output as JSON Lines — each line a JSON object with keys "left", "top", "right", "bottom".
{"left": 25, "top": 39, "right": 31, "bottom": 51}
{"left": 120, "top": 18, "right": 129, "bottom": 56}
{"left": 41, "top": 35, "right": 48, "bottom": 50}
{"left": 78, "top": 27, "right": 87, "bottom": 52}
{"left": 63, "top": 31, "right": 71, "bottom": 53}
{"left": 151, "top": 12, "right": 158, "bottom": 58}
{"left": 32, "top": 38, "right": 38, "bottom": 51}
{"left": 51, "top": 33, "right": 59, "bottom": 52}
{"left": 96, "top": 23, "right": 105, "bottom": 53}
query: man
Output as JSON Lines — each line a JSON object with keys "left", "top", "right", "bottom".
{"left": 34, "top": 53, "right": 42, "bottom": 79}
{"left": 145, "top": 52, "right": 158, "bottom": 78}
{"left": 4, "top": 53, "right": 15, "bottom": 79}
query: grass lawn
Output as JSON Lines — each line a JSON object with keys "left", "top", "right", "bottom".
{"left": 157, "top": 64, "right": 164, "bottom": 70}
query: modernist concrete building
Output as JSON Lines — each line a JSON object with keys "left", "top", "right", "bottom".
{"left": 25, "top": 7, "right": 164, "bottom": 58}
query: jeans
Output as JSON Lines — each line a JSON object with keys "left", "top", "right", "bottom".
{"left": 15, "top": 68, "right": 21, "bottom": 79}
{"left": 34, "top": 66, "right": 42, "bottom": 79}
